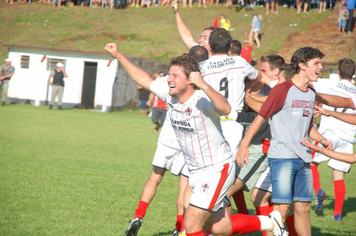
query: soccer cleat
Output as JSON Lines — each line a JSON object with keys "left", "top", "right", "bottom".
{"left": 331, "top": 213, "right": 343, "bottom": 221}
{"left": 314, "top": 189, "right": 326, "bottom": 216}
{"left": 125, "top": 217, "right": 142, "bottom": 236}
{"left": 172, "top": 230, "right": 180, "bottom": 236}
{"left": 268, "top": 211, "right": 288, "bottom": 236}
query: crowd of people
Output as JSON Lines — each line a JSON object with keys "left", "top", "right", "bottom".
{"left": 105, "top": 1, "right": 356, "bottom": 236}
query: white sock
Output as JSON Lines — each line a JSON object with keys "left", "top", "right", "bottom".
{"left": 258, "top": 215, "right": 273, "bottom": 231}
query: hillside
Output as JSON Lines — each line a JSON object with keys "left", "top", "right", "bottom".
{"left": 1, "top": 1, "right": 354, "bottom": 72}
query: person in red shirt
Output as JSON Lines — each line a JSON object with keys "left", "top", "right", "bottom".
{"left": 241, "top": 40, "right": 254, "bottom": 65}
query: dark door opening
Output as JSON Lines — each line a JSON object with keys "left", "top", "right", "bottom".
{"left": 81, "top": 62, "right": 97, "bottom": 109}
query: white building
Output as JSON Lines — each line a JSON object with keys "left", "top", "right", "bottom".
{"left": 3, "top": 44, "right": 169, "bottom": 111}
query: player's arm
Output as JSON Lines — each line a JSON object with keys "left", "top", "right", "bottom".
{"left": 236, "top": 114, "right": 265, "bottom": 167}
{"left": 147, "top": 92, "right": 154, "bottom": 106}
{"left": 172, "top": 0, "right": 197, "bottom": 49}
{"left": 308, "top": 126, "right": 333, "bottom": 151}
{"left": 59, "top": 67, "right": 68, "bottom": 78}
{"left": 301, "top": 138, "right": 356, "bottom": 164}
{"left": 316, "top": 93, "right": 355, "bottom": 109}
{"left": 244, "top": 93, "right": 264, "bottom": 113}
{"left": 314, "top": 105, "right": 356, "bottom": 125}
{"left": 189, "top": 72, "right": 231, "bottom": 116}
{"left": 104, "top": 43, "right": 154, "bottom": 91}
{"left": 261, "top": 71, "right": 278, "bottom": 88}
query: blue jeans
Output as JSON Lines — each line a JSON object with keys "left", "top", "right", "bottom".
{"left": 269, "top": 158, "right": 313, "bottom": 204}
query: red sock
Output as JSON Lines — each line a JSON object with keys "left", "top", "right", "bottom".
{"left": 175, "top": 215, "right": 184, "bottom": 232}
{"left": 310, "top": 164, "right": 321, "bottom": 195}
{"left": 232, "top": 189, "right": 249, "bottom": 214}
{"left": 334, "top": 180, "right": 346, "bottom": 215}
{"left": 255, "top": 205, "right": 273, "bottom": 236}
{"left": 186, "top": 229, "right": 204, "bottom": 236}
{"left": 286, "top": 215, "right": 297, "bottom": 236}
{"left": 230, "top": 214, "right": 261, "bottom": 235}
{"left": 134, "top": 201, "right": 149, "bottom": 219}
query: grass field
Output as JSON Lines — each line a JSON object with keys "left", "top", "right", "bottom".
{"left": 1, "top": 104, "right": 356, "bottom": 235}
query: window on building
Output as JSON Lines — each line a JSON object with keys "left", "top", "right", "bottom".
{"left": 47, "top": 58, "right": 66, "bottom": 71}
{"left": 20, "top": 55, "right": 30, "bottom": 69}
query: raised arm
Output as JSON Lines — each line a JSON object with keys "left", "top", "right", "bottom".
{"left": 189, "top": 71, "right": 231, "bottom": 116}
{"left": 172, "top": 0, "right": 197, "bottom": 49}
{"left": 316, "top": 93, "right": 355, "bottom": 109}
{"left": 104, "top": 43, "right": 154, "bottom": 91}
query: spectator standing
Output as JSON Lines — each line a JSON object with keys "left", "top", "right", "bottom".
{"left": 137, "top": 84, "right": 150, "bottom": 116}
{"left": 249, "top": 11, "right": 261, "bottom": 48}
{"left": 265, "top": 0, "right": 276, "bottom": 15}
{"left": 338, "top": 4, "right": 349, "bottom": 33}
{"left": 0, "top": 58, "right": 15, "bottom": 106}
{"left": 345, "top": 0, "right": 356, "bottom": 33}
{"left": 319, "top": 0, "right": 327, "bottom": 13}
{"left": 48, "top": 62, "right": 68, "bottom": 110}
{"left": 220, "top": 14, "right": 231, "bottom": 31}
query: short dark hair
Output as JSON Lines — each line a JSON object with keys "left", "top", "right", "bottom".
{"left": 203, "top": 26, "right": 216, "bottom": 33}
{"left": 260, "top": 54, "right": 285, "bottom": 71}
{"left": 280, "top": 63, "right": 293, "bottom": 80}
{"left": 230, "top": 40, "right": 242, "bottom": 56}
{"left": 209, "top": 28, "right": 232, "bottom": 54}
{"left": 291, "top": 47, "right": 325, "bottom": 74}
{"left": 170, "top": 53, "right": 200, "bottom": 78}
{"left": 189, "top": 45, "right": 209, "bottom": 63}
{"left": 338, "top": 58, "right": 355, "bottom": 80}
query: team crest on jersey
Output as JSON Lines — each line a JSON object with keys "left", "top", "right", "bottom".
{"left": 185, "top": 107, "right": 192, "bottom": 116}
{"left": 303, "top": 109, "right": 310, "bottom": 117}
{"left": 200, "top": 183, "right": 210, "bottom": 194}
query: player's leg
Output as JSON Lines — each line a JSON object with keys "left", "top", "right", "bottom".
{"left": 327, "top": 138, "right": 352, "bottom": 221}
{"left": 254, "top": 32, "right": 260, "bottom": 48}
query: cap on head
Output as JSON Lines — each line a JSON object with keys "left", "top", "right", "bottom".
{"left": 5, "top": 58, "right": 11, "bottom": 62}
{"left": 56, "top": 62, "right": 64, "bottom": 67}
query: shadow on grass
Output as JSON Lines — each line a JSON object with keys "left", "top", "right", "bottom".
{"left": 152, "top": 230, "right": 175, "bottom": 236}
{"left": 324, "top": 196, "right": 356, "bottom": 217}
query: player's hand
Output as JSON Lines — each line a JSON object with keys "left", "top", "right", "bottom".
{"left": 236, "top": 146, "right": 249, "bottom": 167}
{"left": 300, "top": 137, "right": 318, "bottom": 151}
{"left": 189, "top": 72, "right": 207, "bottom": 90}
{"left": 104, "top": 43, "right": 120, "bottom": 58}
{"left": 320, "top": 138, "right": 333, "bottom": 151}
{"left": 313, "top": 105, "right": 330, "bottom": 119}
{"left": 172, "top": 0, "right": 178, "bottom": 13}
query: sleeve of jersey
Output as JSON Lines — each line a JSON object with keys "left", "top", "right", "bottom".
{"left": 352, "top": 97, "right": 356, "bottom": 109}
{"left": 259, "top": 83, "right": 290, "bottom": 119}
{"left": 150, "top": 80, "right": 169, "bottom": 103}
{"left": 245, "top": 62, "right": 258, "bottom": 80}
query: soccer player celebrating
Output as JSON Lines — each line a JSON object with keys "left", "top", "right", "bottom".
{"left": 105, "top": 43, "right": 287, "bottom": 236}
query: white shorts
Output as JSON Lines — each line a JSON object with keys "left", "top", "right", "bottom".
{"left": 254, "top": 166, "right": 272, "bottom": 193}
{"left": 221, "top": 120, "right": 243, "bottom": 155}
{"left": 189, "top": 161, "right": 235, "bottom": 212}
{"left": 313, "top": 131, "right": 352, "bottom": 172}
{"left": 152, "top": 141, "right": 186, "bottom": 175}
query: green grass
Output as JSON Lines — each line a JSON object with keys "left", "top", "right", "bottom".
{"left": 1, "top": 104, "right": 356, "bottom": 235}
{"left": 0, "top": 1, "right": 333, "bottom": 63}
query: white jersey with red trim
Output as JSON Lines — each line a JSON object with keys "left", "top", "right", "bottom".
{"left": 313, "top": 79, "right": 356, "bottom": 143}
{"left": 150, "top": 81, "right": 233, "bottom": 171}
{"left": 200, "top": 55, "right": 259, "bottom": 112}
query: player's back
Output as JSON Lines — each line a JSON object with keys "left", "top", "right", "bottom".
{"left": 200, "top": 55, "right": 258, "bottom": 112}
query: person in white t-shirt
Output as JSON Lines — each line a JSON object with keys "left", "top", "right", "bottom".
{"left": 311, "top": 58, "right": 356, "bottom": 221}
{"left": 104, "top": 43, "right": 286, "bottom": 236}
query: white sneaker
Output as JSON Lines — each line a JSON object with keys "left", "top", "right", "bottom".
{"left": 268, "top": 211, "right": 288, "bottom": 236}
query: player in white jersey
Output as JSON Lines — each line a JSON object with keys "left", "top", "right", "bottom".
{"left": 200, "top": 28, "right": 260, "bottom": 155}
{"left": 125, "top": 47, "right": 209, "bottom": 236}
{"left": 105, "top": 43, "right": 287, "bottom": 236}
{"left": 311, "top": 58, "right": 356, "bottom": 221}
